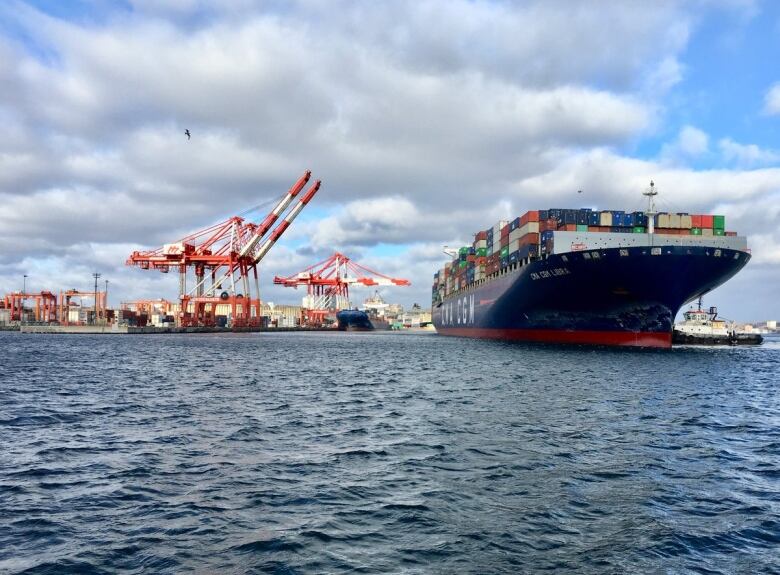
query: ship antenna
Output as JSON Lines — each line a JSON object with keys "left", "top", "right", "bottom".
{"left": 643, "top": 180, "right": 658, "bottom": 235}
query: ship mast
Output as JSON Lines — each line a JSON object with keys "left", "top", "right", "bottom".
{"left": 643, "top": 180, "right": 658, "bottom": 235}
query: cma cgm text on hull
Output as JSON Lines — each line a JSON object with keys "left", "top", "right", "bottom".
{"left": 432, "top": 198, "right": 750, "bottom": 348}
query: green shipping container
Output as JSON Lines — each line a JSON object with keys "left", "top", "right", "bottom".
{"left": 459, "top": 246, "right": 469, "bottom": 256}
{"left": 476, "top": 247, "right": 488, "bottom": 257}
{"left": 576, "top": 224, "right": 588, "bottom": 231}
{"left": 713, "top": 215, "right": 725, "bottom": 230}
{"left": 691, "top": 227, "right": 702, "bottom": 235}
{"left": 500, "top": 247, "right": 509, "bottom": 258}
{"left": 633, "top": 226, "right": 646, "bottom": 233}
{"left": 714, "top": 228, "right": 725, "bottom": 236}
{"left": 459, "top": 261, "right": 468, "bottom": 269}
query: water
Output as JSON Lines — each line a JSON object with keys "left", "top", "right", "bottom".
{"left": 1, "top": 331, "right": 778, "bottom": 574}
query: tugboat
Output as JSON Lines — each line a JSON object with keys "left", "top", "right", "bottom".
{"left": 673, "top": 299, "right": 763, "bottom": 345}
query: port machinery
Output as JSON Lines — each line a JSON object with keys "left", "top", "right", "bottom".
{"left": 273, "top": 252, "right": 410, "bottom": 326}
{"left": 3, "top": 289, "right": 107, "bottom": 324}
{"left": 126, "top": 171, "right": 321, "bottom": 327}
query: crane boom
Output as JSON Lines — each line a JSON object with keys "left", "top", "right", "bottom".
{"left": 238, "top": 170, "right": 311, "bottom": 258}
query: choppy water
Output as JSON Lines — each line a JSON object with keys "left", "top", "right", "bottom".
{"left": 1, "top": 331, "right": 778, "bottom": 574}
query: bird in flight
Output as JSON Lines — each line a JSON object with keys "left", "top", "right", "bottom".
{"left": 577, "top": 189, "right": 582, "bottom": 194}
{"left": 185, "top": 129, "right": 191, "bottom": 140}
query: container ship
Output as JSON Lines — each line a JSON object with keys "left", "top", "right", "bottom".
{"left": 431, "top": 184, "right": 750, "bottom": 348}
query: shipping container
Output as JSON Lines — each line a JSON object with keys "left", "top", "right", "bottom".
{"left": 714, "top": 228, "right": 725, "bottom": 236}
{"left": 669, "top": 214, "right": 681, "bottom": 228}
{"left": 691, "top": 215, "right": 702, "bottom": 228}
{"left": 633, "top": 226, "right": 645, "bottom": 233}
{"left": 538, "top": 210, "right": 549, "bottom": 221}
{"left": 680, "top": 214, "right": 692, "bottom": 229}
{"left": 599, "top": 212, "right": 611, "bottom": 226}
{"left": 657, "top": 213, "right": 670, "bottom": 228}
{"left": 713, "top": 215, "right": 725, "bottom": 230}
{"left": 725, "top": 231, "right": 737, "bottom": 236}
{"left": 702, "top": 228, "right": 714, "bottom": 236}
{"left": 520, "top": 232, "right": 540, "bottom": 246}
{"left": 691, "top": 227, "right": 702, "bottom": 235}
{"left": 576, "top": 224, "right": 588, "bottom": 231}
{"left": 701, "top": 215, "right": 714, "bottom": 229}
{"left": 518, "top": 221, "right": 540, "bottom": 236}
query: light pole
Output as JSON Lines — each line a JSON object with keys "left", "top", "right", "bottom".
{"left": 104, "top": 279, "right": 109, "bottom": 323}
{"left": 21, "top": 274, "right": 27, "bottom": 323}
{"left": 93, "top": 272, "right": 101, "bottom": 325}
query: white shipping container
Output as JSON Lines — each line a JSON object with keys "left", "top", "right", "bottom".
{"left": 657, "top": 213, "right": 670, "bottom": 228}
{"left": 518, "top": 222, "right": 539, "bottom": 236}
{"left": 702, "top": 228, "right": 714, "bottom": 236}
{"left": 474, "top": 239, "right": 487, "bottom": 249}
{"left": 680, "top": 215, "right": 692, "bottom": 228}
{"left": 509, "top": 228, "right": 522, "bottom": 243}
{"left": 600, "top": 212, "right": 612, "bottom": 226}
{"left": 508, "top": 239, "right": 520, "bottom": 253}
{"left": 669, "top": 214, "right": 681, "bottom": 228}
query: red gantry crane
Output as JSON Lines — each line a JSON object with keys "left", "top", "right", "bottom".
{"left": 273, "top": 252, "right": 410, "bottom": 326}
{"left": 126, "top": 171, "right": 321, "bottom": 327}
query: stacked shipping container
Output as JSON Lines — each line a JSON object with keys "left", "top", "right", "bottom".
{"left": 431, "top": 209, "right": 731, "bottom": 302}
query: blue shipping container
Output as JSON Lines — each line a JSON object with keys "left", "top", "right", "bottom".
{"left": 588, "top": 212, "right": 600, "bottom": 226}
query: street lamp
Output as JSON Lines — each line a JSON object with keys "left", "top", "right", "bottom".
{"left": 104, "top": 279, "right": 109, "bottom": 323}
{"left": 21, "top": 274, "right": 27, "bottom": 324}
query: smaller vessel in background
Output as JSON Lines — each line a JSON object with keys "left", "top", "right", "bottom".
{"left": 336, "top": 309, "right": 374, "bottom": 331}
{"left": 673, "top": 299, "right": 762, "bottom": 345}
{"left": 362, "top": 291, "right": 391, "bottom": 330}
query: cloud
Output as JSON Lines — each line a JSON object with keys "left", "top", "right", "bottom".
{"left": 763, "top": 82, "right": 780, "bottom": 115}
{"left": 0, "top": 0, "right": 778, "bottom": 318}
{"left": 660, "top": 125, "right": 709, "bottom": 164}
{"left": 718, "top": 138, "right": 780, "bottom": 168}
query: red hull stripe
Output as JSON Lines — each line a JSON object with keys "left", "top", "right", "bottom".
{"left": 436, "top": 327, "right": 672, "bottom": 348}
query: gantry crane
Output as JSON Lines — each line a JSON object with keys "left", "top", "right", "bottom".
{"left": 273, "top": 252, "right": 410, "bottom": 326}
{"left": 3, "top": 291, "right": 58, "bottom": 323}
{"left": 126, "top": 171, "right": 321, "bottom": 327}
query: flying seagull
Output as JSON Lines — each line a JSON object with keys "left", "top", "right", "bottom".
{"left": 577, "top": 189, "right": 582, "bottom": 194}
{"left": 185, "top": 129, "right": 191, "bottom": 140}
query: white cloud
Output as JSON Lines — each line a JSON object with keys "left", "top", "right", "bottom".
{"left": 763, "top": 82, "right": 780, "bottom": 115}
{"left": 719, "top": 138, "right": 780, "bottom": 167}
{"left": 660, "top": 125, "right": 709, "bottom": 163}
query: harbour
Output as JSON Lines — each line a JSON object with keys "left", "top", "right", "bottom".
{"left": 2, "top": 2, "right": 780, "bottom": 574}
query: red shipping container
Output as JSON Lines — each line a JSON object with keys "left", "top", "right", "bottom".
{"left": 500, "top": 225, "right": 510, "bottom": 238}
{"left": 519, "top": 232, "right": 540, "bottom": 246}
{"left": 500, "top": 236, "right": 509, "bottom": 248}
{"left": 564, "top": 224, "right": 577, "bottom": 231}
{"left": 466, "top": 255, "right": 476, "bottom": 262}
{"left": 691, "top": 215, "right": 702, "bottom": 228}
{"left": 519, "top": 211, "right": 529, "bottom": 227}
{"left": 476, "top": 256, "right": 487, "bottom": 265}
{"left": 475, "top": 230, "right": 488, "bottom": 241}
{"left": 701, "top": 215, "right": 714, "bottom": 228}
{"left": 725, "top": 231, "right": 737, "bottom": 236}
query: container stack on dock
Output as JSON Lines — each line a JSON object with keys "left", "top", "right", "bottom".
{"left": 432, "top": 208, "right": 733, "bottom": 303}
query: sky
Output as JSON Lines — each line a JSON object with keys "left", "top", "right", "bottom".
{"left": 1, "top": 0, "right": 779, "bottom": 321}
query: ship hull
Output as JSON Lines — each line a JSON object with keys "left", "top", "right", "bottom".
{"left": 433, "top": 244, "right": 750, "bottom": 348}
{"left": 336, "top": 309, "right": 374, "bottom": 331}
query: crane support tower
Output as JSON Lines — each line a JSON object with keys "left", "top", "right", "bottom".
{"left": 126, "top": 171, "right": 321, "bottom": 327}
{"left": 273, "top": 252, "right": 410, "bottom": 326}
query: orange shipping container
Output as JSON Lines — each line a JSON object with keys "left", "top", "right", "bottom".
{"left": 691, "top": 215, "right": 702, "bottom": 228}
{"left": 701, "top": 215, "right": 714, "bottom": 228}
